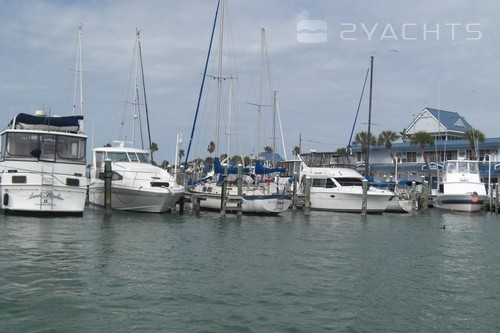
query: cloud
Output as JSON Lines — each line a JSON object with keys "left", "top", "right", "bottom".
{"left": 1, "top": 0, "right": 499, "bottom": 163}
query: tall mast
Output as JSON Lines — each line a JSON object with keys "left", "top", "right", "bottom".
{"left": 365, "top": 55, "right": 374, "bottom": 177}
{"left": 257, "top": 25, "right": 265, "bottom": 156}
{"left": 137, "top": 29, "right": 154, "bottom": 161}
{"left": 215, "top": 0, "right": 225, "bottom": 158}
{"left": 184, "top": 0, "right": 220, "bottom": 167}
{"left": 73, "top": 24, "right": 83, "bottom": 119}
{"left": 272, "top": 90, "right": 277, "bottom": 166}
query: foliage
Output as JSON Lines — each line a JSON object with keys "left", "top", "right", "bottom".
{"left": 463, "top": 129, "right": 485, "bottom": 160}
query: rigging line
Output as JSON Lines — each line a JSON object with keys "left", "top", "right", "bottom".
{"left": 136, "top": 86, "right": 145, "bottom": 149}
{"left": 347, "top": 63, "right": 370, "bottom": 150}
{"left": 184, "top": 0, "right": 221, "bottom": 168}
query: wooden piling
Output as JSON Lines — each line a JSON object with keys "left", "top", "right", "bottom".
{"left": 237, "top": 164, "right": 243, "bottom": 217}
{"left": 361, "top": 179, "right": 368, "bottom": 215}
{"left": 292, "top": 172, "right": 298, "bottom": 210}
{"left": 304, "top": 177, "right": 311, "bottom": 216}
{"left": 220, "top": 164, "right": 227, "bottom": 217}
{"left": 411, "top": 181, "right": 417, "bottom": 215}
{"left": 104, "top": 158, "right": 112, "bottom": 215}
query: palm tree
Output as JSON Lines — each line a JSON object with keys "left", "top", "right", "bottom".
{"left": 150, "top": 142, "right": 159, "bottom": 164}
{"left": 399, "top": 128, "right": 409, "bottom": 142}
{"left": 354, "top": 131, "right": 376, "bottom": 175}
{"left": 292, "top": 146, "right": 301, "bottom": 156}
{"left": 264, "top": 146, "right": 273, "bottom": 153}
{"left": 463, "top": 129, "right": 485, "bottom": 160}
{"left": 207, "top": 141, "right": 215, "bottom": 156}
{"left": 378, "top": 130, "right": 400, "bottom": 164}
{"left": 161, "top": 160, "right": 170, "bottom": 169}
{"left": 336, "top": 147, "right": 347, "bottom": 155}
{"left": 178, "top": 149, "right": 185, "bottom": 166}
{"left": 410, "top": 131, "right": 434, "bottom": 180}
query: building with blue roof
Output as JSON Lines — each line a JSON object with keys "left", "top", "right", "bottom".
{"left": 350, "top": 107, "right": 500, "bottom": 194}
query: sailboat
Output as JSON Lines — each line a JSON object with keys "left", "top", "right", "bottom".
{"left": 185, "top": 1, "right": 291, "bottom": 214}
{"left": 0, "top": 26, "right": 88, "bottom": 215}
{"left": 87, "top": 30, "right": 184, "bottom": 213}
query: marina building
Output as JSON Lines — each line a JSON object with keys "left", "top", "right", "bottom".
{"left": 350, "top": 107, "right": 500, "bottom": 194}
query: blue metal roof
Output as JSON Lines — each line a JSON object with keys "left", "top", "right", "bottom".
{"left": 258, "top": 152, "right": 284, "bottom": 162}
{"left": 425, "top": 107, "right": 473, "bottom": 132}
{"left": 351, "top": 137, "right": 500, "bottom": 153}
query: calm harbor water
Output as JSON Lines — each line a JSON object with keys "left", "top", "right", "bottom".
{"left": 1, "top": 207, "right": 499, "bottom": 332}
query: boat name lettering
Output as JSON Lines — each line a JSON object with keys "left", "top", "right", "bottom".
{"left": 28, "top": 192, "right": 64, "bottom": 201}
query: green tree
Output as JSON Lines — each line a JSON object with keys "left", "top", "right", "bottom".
{"left": 178, "top": 149, "right": 185, "bottom": 166}
{"left": 161, "top": 160, "right": 170, "bottom": 169}
{"left": 150, "top": 142, "right": 159, "bottom": 164}
{"left": 410, "top": 131, "right": 434, "bottom": 180}
{"left": 336, "top": 147, "right": 347, "bottom": 155}
{"left": 463, "top": 129, "right": 485, "bottom": 160}
{"left": 264, "top": 146, "right": 273, "bottom": 153}
{"left": 207, "top": 141, "right": 215, "bottom": 156}
{"left": 354, "top": 131, "right": 376, "bottom": 176}
{"left": 378, "top": 130, "right": 400, "bottom": 164}
{"left": 292, "top": 146, "right": 301, "bottom": 156}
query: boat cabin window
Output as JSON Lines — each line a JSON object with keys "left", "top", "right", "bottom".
{"left": 336, "top": 177, "right": 364, "bottom": 186}
{"left": 312, "top": 179, "right": 327, "bottom": 187}
{"left": 57, "top": 136, "right": 86, "bottom": 162}
{"left": 326, "top": 178, "right": 336, "bottom": 188}
{"left": 106, "top": 152, "right": 129, "bottom": 162}
{"left": 137, "top": 152, "right": 150, "bottom": 163}
{"left": 128, "top": 153, "right": 140, "bottom": 162}
{"left": 1, "top": 132, "right": 85, "bottom": 164}
{"left": 311, "top": 178, "right": 337, "bottom": 188}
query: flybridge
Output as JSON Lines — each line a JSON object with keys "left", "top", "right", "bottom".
{"left": 9, "top": 112, "right": 84, "bottom": 134}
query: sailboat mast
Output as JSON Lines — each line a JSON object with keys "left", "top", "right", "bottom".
{"left": 272, "top": 90, "right": 276, "bottom": 166}
{"left": 215, "top": 0, "right": 225, "bottom": 158}
{"left": 276, "top": 93, "right": 288, "bottom": 161}
{"left": 365, "top": 55, "right": 374, "bottom": 177}
{"left": 137, "top": 30, "right": 154, "bottom": 161}
{"left": 131, "top": 33, "right": 141, "bottom": 147}
{"left": 73, "top": 24, "right": 83, "bottom": 120}
{"left": 256, "top": 26, "right": 265, "bottom": 156}
{"left": 184, "top": 0, "right": 220, "bottom": 167}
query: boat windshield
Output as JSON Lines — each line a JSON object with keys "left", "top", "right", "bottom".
{"left": 136, "top": 152, "right": 150, "bottom": 163}
{"left": 107, "top": 152, "right": 129, "bottom": 162}
{"left": 1, "top": 131, "right": 86, "bottom": 164}
{"left": 299, "top": 152, "right": 354, "bottom": 168}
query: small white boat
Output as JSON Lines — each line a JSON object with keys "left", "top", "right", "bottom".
{"left": 382, "top": 180, "right": 420, "bottom": 213}
{"left": 88, "top": 145, "right": 185, "bottom": 213}
{"left": 433, "top": 159, "right": 487, "bottom": 212}
{"left": 0, "top": 111, "right": 88, "bottom": 215}
{"left": 298, "top": 152, "right": 393, "bottom": 213}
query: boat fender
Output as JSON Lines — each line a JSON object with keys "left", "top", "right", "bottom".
{"left": 3, "top": 193, "right": 9, "bottom": 206}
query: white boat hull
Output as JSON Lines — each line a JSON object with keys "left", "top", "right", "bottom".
{"left": 192, "top": 192, "right": 291, "bottom": 214}
{"left": 0, "top": 162, "right": 87, "bottom": 216}
{"left": 433, "top": 194, "right": 486, "bottom": 213}
{"left": 89, "top": 182, "right": 184, "bottom": 213}
{"left": 189, "top": 181, "right": 291, "bottom": 214}
{"left": 385, "top": 198, "right": 414, "bottom": 213}
{"left": 308, "top": 188, "right": 392, "bottom": 213}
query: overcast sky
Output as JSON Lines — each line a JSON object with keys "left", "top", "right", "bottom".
{"left": 1, "top": 1, "right": 499, "bottom": 164}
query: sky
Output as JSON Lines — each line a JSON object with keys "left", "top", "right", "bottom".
{"left": 1, "top": 0, "right": 499, "bottom": 165}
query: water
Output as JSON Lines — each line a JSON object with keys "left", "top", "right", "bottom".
{"left": 1, "top": 207, "right": 499, "bottom": 332}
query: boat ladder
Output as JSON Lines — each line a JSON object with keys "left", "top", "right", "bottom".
{"left": 40, "top": 168, "right": 54, "bottom": 209}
